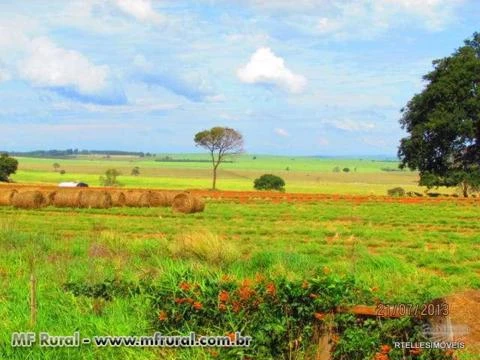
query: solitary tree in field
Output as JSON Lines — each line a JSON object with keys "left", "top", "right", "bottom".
{"left": 0, "top": 153, "right": 18, "bottom": 182}
{"left": 99, "top": 169, "right": 121, "bottom": 186}
{"left": 398, "top": 32, "right": 480, "bottom": 197}
{"left": 53, "top": 163, "right": 60, "bottom": 172}
{"left": 131, "top": 166, "right": 140, "bottom": 176}
{"left": 194, "top": 127, "right": 244, "bottom": 190}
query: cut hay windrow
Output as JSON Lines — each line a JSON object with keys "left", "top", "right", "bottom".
{"left": 79, "top": 191, "right": 112, "bottom": 209}
{"left": 52, "top": 190, "right": 82, "bottom": 208}
{"left": 0, "top": 189, "right": 18, "bottom": 206}
{"left": 110, "top": 191, "right": 126, "bottom": 207}
{"left": 172, "top": 192, "right": 205, "bottom": 214}
{"left": 11, "top": 191, "right": 46, "bottom": 209}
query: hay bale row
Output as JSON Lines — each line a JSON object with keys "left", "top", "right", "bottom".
{"left": 11, "top": 191, "right": 46, "bottom": 209}
{"left": 172, "top": 192, "right": 205, "bottom": 214}
{"left": 0, "top": 188, "right": 205, "bottom": 212}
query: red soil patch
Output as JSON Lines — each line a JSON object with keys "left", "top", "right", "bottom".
{"left": 445, "top": 290, "right": 480, "bottom": 355}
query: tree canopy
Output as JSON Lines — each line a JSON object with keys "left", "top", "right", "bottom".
{"left": 0, "top": 153, "right": 18, "bottom": 182}
{"left": 398, "top": 32, "right": 480, "bottom": 197}
{"left": 194, "top": 127, "right": 244, "bottom": 190}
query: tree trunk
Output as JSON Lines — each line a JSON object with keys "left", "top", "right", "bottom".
{"left": 463, "top": 181, "right": 469, "bottom": 198}
{"left": 212, "top": 166, "right": 217, "bottom": 190}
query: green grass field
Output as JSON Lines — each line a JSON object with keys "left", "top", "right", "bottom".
{"left": 0, "top": 199, "right": 478, "bottom": 359}
{"left": 1, "top": 154, "right": 478, "bottom": 359}
{"left": 11, "top": 154, "right": 447, "bottom": 195}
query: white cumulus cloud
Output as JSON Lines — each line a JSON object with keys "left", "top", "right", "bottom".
{"left": 19, "top": 37, "right": 110, "bottom": 94}
{"left": 274, "top": 128, "right": 290, "bottom": 137}
{"left": 114, "top": 0, "right": 164, "bottom": 23}
{"left": 237, "top": 47, "right": 307, "bottom": 93}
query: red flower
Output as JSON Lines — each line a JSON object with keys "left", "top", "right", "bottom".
{"left": 193, "top": 301, "right": 203, "bottom": 310}
{"left": 266, "top": 282, "right": 276, "bottom": 296}
{"left": 179, "top": 282, "right": 191, "bottom": 291}
{"left": 314, "top": 312, "right": 326, "bottom": 320}
{"left": 380, "top": 344, "right": 391, "bottom": 354}
{"left": 218, "top": 304, "right": 227, "bottom": 311}
{"left": 174, "top": 298, "right": 185, "bottom": 304}
{"left": 238, "top": 283, "right": 255, "bottom": 301}
{"left": 157, "top": 310, "right": 167, "bottom": 321}
{"left": 219, "top": 290, "right": 229, "bottom": 303}
{"left": 227, "top": 333, "right": 236, "bottom": 342}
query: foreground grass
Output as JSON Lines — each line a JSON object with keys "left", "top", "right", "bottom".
{"left": 0, "top": 199, "right": 478, "bottom": 359}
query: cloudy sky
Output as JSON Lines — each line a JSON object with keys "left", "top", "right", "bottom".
{"left": 0, "top": 0, "right": 478, "bottom": 155}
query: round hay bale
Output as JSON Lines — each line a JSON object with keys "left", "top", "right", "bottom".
{"left": 137, "top": 192, "right": 153, "bottom": 207}
{"left": 0, "top": 189, "right": 18, "bottom": 206}
{"left": 43, "top": 191, "right": 57, "bottom": 206}
{"left": 110, "top": 192, "right": 126, "bottom": 207}
{"left": 164, "top": 191, "right": 179, "bottom": 206}
{"left": 11, "top": 191, "right": 46, "bottom": 209}
{"left": 193, "top": 197, "right": 205, "bottom": 212}
{"left": 149, "top": 191, "right": 168, "bottom": 207}
{"left": 124, "top": 191, "right": 152, "bottom": 207}
{"left": 52, "top": 190, "right": 82, "bottom": 208}
{"left": 172, "top": 193, "right": 205, "bottom": 214}
{"left": 79, "top": 191, "right": 112, "bottom": 209}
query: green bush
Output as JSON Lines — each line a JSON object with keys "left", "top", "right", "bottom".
{"left": 254, "top": 174, "right": 285, "bottom": 191}
{"left": 387, "top": 187, "right": 406, "bottom": 197}
{"left": 63, "top": 274, "right": 456, "bottom": 360}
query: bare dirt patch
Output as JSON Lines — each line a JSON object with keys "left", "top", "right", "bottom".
{"left": 446, "top": 290, "right": 480, "bottom": 355}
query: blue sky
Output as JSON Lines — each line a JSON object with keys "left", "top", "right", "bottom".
{"left": 0, "top": 0, "right": 478, "bottom": 156}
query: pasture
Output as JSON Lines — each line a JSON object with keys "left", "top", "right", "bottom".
{"left": 0, "top": 155, "right": 478, "bottom": 359}
{"left": 11, "top": 155, "right": 431, "bottom": 195}
{"left": 0, "top": 191, "right": 479, "bottom": 359}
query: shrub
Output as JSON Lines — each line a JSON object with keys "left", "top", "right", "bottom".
{"left": 342, "top": 167, "right": 350, "bottom": 173}
{"left": 131, "top": 166, "right": 140, "bottom": 176}
{"left": 0, "top": 153, "right": 18, "bottom": 182}
{"left": 99, "top": 169, "right": 121, "bottom": 186}
{"left": 59, "top": 169, "right": 66, "bottom": 175}
{"left": 333, "top": 166, "right": 341, "bottom": 173}
{"left": 387, "top": 187, "right": 405, "bottom": 197}
{"left": 253, "top": 174, "right": 285, "bottom": 191}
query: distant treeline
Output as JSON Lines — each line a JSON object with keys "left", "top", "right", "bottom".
{"left": 6, "top": 149, "right": 155, "bottom": 158}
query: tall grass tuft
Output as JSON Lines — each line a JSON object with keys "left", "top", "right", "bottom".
{"left": 169, "top": 230, "right": 237, "bottom": 265}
